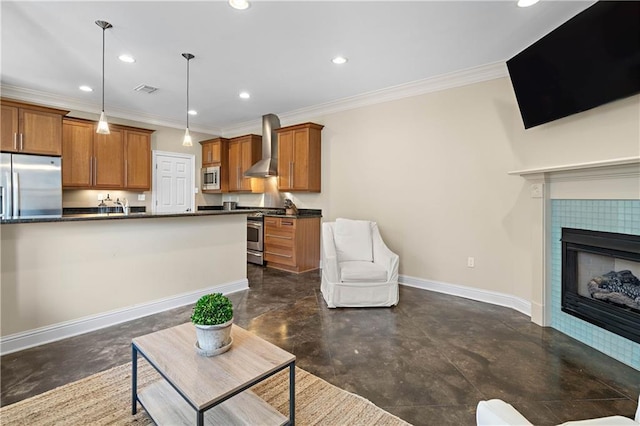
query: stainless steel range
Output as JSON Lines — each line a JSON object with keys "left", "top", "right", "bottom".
{"left": 246, "top": 209, "right": 284, "bottom": 265}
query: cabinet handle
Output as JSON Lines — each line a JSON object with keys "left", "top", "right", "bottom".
{"left": 238, "top": 166, "right": 241, "bottom": 190}
{"left": 19, "top": 134, "right": 24, "bottom": 151}
{"left": 124, "top": 160, "right": 128, "bottom": 186}
{"left": 282, "top": 220, "right": 294, "bottom": 226}
{"left": 265, "top": 251, "right": 292, "bottom": 258}
{"left": 89, "top": 158, "right": 93, "bottom": 185}
{"left": 94, "top": 157, "right": 97, "bottom": 185}
{"left": 13, "top": 133, "right": 17, "bottom": 150}
{"left": 289, "top": 162, "right": 293, "bottom": 188}
{"left": 265, "top": 234, "right": 292, "bottom": 240}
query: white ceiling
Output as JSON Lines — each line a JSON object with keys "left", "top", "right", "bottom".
{"left": 1, "top": 1, "right": 594, "bottom": 134}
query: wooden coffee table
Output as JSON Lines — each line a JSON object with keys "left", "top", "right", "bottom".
{"left": 132, "top": 323, "right": 295, "bottom": 425}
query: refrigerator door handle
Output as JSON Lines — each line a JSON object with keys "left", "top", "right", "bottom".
{"left": 4, "top": 171, "right": 13, "bottom": 220}
{"left": 1, "top": 185, "right": 5, "bottom": 219}
{"left": 12, "top": 172, "right": 19, "bottom": 217}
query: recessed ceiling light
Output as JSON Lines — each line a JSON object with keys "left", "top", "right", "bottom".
{"left": 517, "top": 0, "right": 540, "bottom": 7}
{"left": 79, "top": 85, "right": 93, "bottom": 92}
{"left": 332, "top": 56, "right": 348, "bottom": 65}
{"left": 188, "top": 110, "right": 198, "bottom": 116}
{"left": 118, "top": 54, "right": 136, "bottom": 63}
{"left": 229, "top": 0, "right": 250, "bottom": 10}
{"left": 239, "top": 92, "right": 250, "bottom": 99}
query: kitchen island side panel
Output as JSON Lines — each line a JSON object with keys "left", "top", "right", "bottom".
{"left": 0, "top": 214, "right": 247, "bottom": 337}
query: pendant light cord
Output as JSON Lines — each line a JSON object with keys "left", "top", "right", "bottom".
{"left": 102, "top": 26, "right": 105, "bottom": 112}
{"left": 186, "top": 57, "right": 190, "bottom": 130}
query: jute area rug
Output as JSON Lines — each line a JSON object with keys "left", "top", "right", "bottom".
{"left": 0, "top": 360, "right": 411, "bottom": 425}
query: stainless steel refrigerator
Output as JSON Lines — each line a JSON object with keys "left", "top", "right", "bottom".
{"left": 1, "top": 153, "right": 62, "bottom": 219}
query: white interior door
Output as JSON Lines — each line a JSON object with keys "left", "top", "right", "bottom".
{"left": 152, "top": 150, "right": 195, "bottom": 214}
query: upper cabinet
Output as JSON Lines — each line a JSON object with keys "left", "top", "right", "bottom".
{"left": 62, "top": 117, "right": 153, "bottom": 190}
{"left": 123, "top": 128, "right": 154, "bottom": 190}
{"left": 201, "top": 137, "right": 226, "bottom": 167}
{"left": 228, "top": 134, "right": 263, "bottom": 193}
{"left": 276, "top": 122, "right": 323, "bottom": 192}
{"left": 199, "top": 137, "right": 229, "bottom": 193}
{"left": 62, "top": 118, "right": 94, "bottom": 187}
{"left": 1, "top": 99, "right": 68, "bottom": 156}
{"left": 94, "top": 127, "right": 125, "bottom": 188}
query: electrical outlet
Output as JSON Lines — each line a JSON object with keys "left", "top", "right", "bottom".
{"left": 137, "top": 194, "right": 145, "bottom": 201}
{"left": 467, "top": 257, "right": 475, "bottom": 268}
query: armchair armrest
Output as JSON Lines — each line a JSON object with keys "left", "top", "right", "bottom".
{"left": 322, "top": 223, "right": 340, "bottom": 283}
{"left": 371, "top": 223, "right": 399, "bottom": 282}
{"left": 476, "top": 400, "right": 533, "bottom": 426}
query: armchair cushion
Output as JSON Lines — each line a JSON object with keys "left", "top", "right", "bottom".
{"left": 334, "top": 218, "right": 373, "bottom": 262}
{"left": 340, "top": 261, "right": 388, "bottom": 283}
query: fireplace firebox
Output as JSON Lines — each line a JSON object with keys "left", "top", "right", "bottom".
{"left": 561, "top": 228, "right": 640, "bottom": 343}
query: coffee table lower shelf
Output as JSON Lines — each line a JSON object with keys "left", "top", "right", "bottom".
{"left": 138, "top": 380, "right": 287, "bottom": 426}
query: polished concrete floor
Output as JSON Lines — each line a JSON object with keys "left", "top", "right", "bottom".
{"left": 2, "top": 264, "right": 639, "bottom": 425}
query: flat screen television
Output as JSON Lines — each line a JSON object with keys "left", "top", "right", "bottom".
{"left": 507, "top": 1, "right": 640, "bottom": 129}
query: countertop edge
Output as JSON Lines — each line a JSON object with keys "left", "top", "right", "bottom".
{"left": 1, "top": 210, "right": 258, "bottom": 225}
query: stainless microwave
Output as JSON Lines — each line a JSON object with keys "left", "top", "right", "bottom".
{"left": 202, "top": 166, "right": 220, "bottom": 190}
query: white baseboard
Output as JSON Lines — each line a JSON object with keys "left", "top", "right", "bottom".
{"left": 399, "top": 274, "right": 531, "bottom": 317}
{"left": 0, "top": 279, "right": 249, "bottom": 356}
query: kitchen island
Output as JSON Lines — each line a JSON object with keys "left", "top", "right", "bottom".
{"left": 0, "top": 211, "right": 251, "bottom": 354}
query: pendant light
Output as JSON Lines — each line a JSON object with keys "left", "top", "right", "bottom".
{"left": 95, "top": 20, "right": 112, "bottom": 135}
{"left": 182, "top": 53, "right": 195, "bottom": 147}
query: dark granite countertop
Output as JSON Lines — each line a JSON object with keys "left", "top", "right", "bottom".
{"left": 263, "top": 209, "right": 322, "bottom": 219}
{"left": 1, "top": 209, "right": 258, "bottom": 224}
{"left": 197, "top": 206, "right": 322, "bottom": 218}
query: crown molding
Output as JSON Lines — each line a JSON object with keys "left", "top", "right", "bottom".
{"left": 0, "top": 84, "right": 222, "bottom": 135}
{"left": 2, "top": 61, "right": 507, "bottom": 138}
{"left": 221, "top": 61, "right": 508, "bottom": 136}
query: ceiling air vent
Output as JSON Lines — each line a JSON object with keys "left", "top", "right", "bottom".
{"left": 133, "top": 84, "right": 158, "bottom": 94}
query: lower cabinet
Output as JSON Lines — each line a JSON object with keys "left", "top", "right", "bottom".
{"left": 264, "top": 216, "right": 321, "bottom": 273}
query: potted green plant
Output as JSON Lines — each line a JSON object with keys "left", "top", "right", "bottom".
{"left": 191, "top": 293, "right": 234, "bottom": 356}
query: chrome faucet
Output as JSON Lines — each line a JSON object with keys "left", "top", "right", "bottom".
{"left": 115, "top": 198, "right": 129, "bottom": 215}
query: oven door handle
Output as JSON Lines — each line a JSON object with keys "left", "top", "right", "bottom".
{"left": 247, "top": 223, "right": 263, "bottom": 230}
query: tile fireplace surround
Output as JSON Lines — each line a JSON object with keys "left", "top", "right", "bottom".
{"left": 511, "top": 157, "right": 640, "bottom": 369}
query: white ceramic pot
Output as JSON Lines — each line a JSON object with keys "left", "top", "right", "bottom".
{"left": 194, "top": 319, "right": 233, "bottom": 355}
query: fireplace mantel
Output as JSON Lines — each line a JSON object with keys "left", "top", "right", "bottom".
{"left": 508, "top": 156, "right": 640, "bottom": 177}
{"left": 509, "top": 156, "right": 639, "bottom": 328}
{"left": 509, "top": 156, "right": 640, "bottom": 200}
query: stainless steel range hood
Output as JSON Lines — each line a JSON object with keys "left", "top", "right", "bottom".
{"left": 244, "top": 113, "right": 281, "bottom": 178}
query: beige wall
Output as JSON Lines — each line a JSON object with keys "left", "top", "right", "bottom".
{"left": 1, "top": 215, "right": 247, "bottom": 336}
{"left": 236, "top": 78, "right": 639, "bottom": 303}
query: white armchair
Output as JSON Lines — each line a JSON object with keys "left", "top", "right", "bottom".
{"left": 321, "top": 218, "right": 399, "bottom": 308}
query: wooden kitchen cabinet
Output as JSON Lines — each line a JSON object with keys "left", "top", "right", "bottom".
{"left": 62, "top": 118, "right": 94, "bottom": 187}
{"left": 1, "top": 99, "right": 68, "bottom": 155}
{"left": 264, "top": 216, "right": 321, "bottom": 273}
{"left": 200, "top": 137, "right": 226, "bottom": 166}
{"left": 93, "top": 128, "right": 124, "bottom": 188}
{"left": 199, "top": 137, "right": 229, "bottom": 193}
{"left": 228, "top": 134, "right": 263, "bottom": 193}
{"left": 276, "top": 122, "right": 323, "bottom": 192}
{"left": 124, "top": 128, "right": 153, "bottom": 190}
{"left": 62, "top": 117, "right": 153, "bottom": 190}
